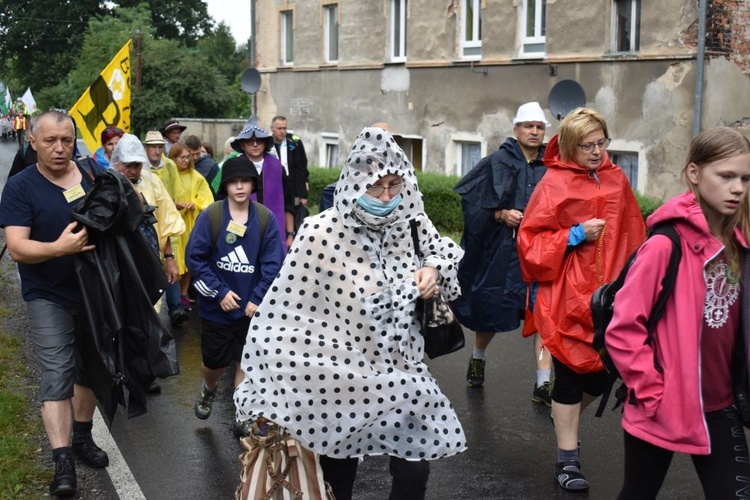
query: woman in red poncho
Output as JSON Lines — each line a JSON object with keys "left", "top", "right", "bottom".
{"left": 518, "top": 108, "right": 645, "bottom": 492}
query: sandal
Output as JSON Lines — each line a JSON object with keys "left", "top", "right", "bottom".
{"left": 555, "top": 460, "right": 590, "bottom": 491}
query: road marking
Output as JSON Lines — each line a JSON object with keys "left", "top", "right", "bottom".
{"left": 93, "top": 409, "right": 146, "bottom": 499}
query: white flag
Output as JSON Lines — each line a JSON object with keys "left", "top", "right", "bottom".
{"left": 1, "top": 85, "right": 10, "bottom": 114}
{"left": 21, "top": 87, "right": 37, "bottom": 113}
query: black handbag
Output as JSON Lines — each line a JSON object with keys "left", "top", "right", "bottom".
{"left": 410, "top": 220, "right": 465, "bottom": 359}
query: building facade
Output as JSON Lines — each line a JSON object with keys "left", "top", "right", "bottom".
{"left": 252, "top": 0, "right": 750, "bottom": 198}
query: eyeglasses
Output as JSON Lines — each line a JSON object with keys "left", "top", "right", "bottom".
{"left": 366, "top": 183, "right": 404, "bottom": 197}
{"left": 245, "top": 138, "right": 265, "bottom": 146}
{"left": 577, "top": 138, "right": 611, "bottom": 153}
{"left": 178, "top": 155, "right": 190, "bottom": 161}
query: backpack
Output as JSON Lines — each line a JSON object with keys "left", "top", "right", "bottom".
{"left": 206, "top": 200, "right": 270, "bottom": 249}
{"left": 591, "top": 224, "right": 681, "bottom": 417}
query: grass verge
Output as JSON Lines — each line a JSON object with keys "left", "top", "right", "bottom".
{"left": 0, "top": 286, "right": 47, "bottom": 498}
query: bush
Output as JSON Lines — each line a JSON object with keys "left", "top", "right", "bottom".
{"left": 308, "top": 167, "right": 463, "bottom": 234}
{"left": 635, "top": 191, "right": 665, "bottom": 221}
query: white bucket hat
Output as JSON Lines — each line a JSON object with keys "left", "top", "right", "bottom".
{"left": 512, "top": 102, "right": 551, "bottom": 127}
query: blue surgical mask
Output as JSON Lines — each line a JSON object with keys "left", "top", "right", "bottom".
{"left": 355, "top": 193, "right": 403, "bottom": 217}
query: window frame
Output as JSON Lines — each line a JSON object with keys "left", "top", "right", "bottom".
{"left": 449, "top": 134, "right": 485, "bottom": 176}
{"left": 389, "top": 0, "right": 408, "bottom": 62}
{"left": 520, "top": 0, "right": 546, "bottom": 58}
{"left": 461, "top": 0, "right": 482, "bottom": 60}
{"left": 610, "top": 0, "right": 641, "bottom": 53}
{"left": 324, "top": 4, "right": 339, "bottom": 64}
{"left": 280, "top": 9, "right": 294, "bottom": 66}
{"left": 320, "top": 133, "right": 340, "bottom": 168}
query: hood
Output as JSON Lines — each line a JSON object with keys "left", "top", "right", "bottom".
{"left": 498, "top": 137, "right": 545, "bottom": 162}
{"left": 334, "top": 126, "right": 424, "bottom": 227}
{"left": 543, "top": 134, "right": 615, "bottom": 175}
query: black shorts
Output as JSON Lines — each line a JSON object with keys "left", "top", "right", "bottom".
{"left": 551, "top": 356, "right": 608, "bottom": 405}
{"left": 200, "top": 317, "right": 251, "bottom": 369}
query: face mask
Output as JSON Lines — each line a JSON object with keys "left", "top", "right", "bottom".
{"left": 355, "top": 193, "right": 403, "bottom": 217}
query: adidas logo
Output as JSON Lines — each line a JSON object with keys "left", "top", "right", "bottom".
{"left": 216, "top": 246, "right": 256, "bottom": 274}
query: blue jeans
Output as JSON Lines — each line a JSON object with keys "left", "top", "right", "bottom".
{"left": 166, "top": 281, "right": 182, "bottom": 313}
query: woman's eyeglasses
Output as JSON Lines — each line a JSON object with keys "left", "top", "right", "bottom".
{"left": 577, "top": 138, "right": 611, "bottom": 153}
{"left": 178, "top": 155, "right": 190, "bottom": 161}
{"left": 366, "top": 183, "right": 404, "bottom": 197}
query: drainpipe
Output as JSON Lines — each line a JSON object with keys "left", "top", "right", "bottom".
{"left": 250, "top": 0, "right": 257, "bottom": 118}
{"left": 692, "top": 0, "right": 707, "bottom": 137}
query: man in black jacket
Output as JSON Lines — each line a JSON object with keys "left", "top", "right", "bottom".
{"left": 271, "top": 115, "right": 308, "bottom": 210}
{"left": 452, "top": 102, "right": 553, "bottom": 401}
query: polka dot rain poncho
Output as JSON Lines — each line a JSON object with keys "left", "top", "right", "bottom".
{"left": 235, "top": 127, "right": 467, "bottom": 460}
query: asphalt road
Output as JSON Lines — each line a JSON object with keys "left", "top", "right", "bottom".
{"left": 0, "top": 139, "right": 705, "bottom": 499}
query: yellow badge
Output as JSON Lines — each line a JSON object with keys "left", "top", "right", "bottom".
{"left": 227, "top": 220, "right": 247, "bottom": 238}
{"left": 63, "top": 184, "right": 86, "bottom": 203}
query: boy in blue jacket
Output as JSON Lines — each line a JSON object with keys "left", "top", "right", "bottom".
{"left": 186, "top": 155, "right": 284, "bottom": 430}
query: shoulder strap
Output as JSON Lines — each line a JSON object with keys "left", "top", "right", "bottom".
{"left": 409, "top": 219, "right": 420, "bottom": 258}
{"left": 645, "top": 224, "right": 682, "bottom": 333}
{"left": 252, "top": 201, "right": 269, "bottom": 242}
{"left": 208, "top": 201, "right": 224, "bottom": 247}
{"left": 209, "top": 200, "right": 270, "bottom": 250}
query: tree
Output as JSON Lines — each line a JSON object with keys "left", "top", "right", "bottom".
{"left": 115, "top": 0, "right": 213, "bottom": 46}
{"left": 0, "top": 0, "right": 109, "bottom": 90}
{"left": 58, "top": 5, "right": 243, "bottom": 135}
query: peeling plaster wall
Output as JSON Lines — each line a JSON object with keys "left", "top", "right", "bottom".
{"left": 253, "top": 0, "right": 750, "bottom": 201}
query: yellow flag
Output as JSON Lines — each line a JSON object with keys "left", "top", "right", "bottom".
{"left": 70, "top": 40, "right": 132, "bottom": 155}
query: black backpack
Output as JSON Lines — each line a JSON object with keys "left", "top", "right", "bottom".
{"left": 591, "top": 224, "right": 681, "bottom": 417}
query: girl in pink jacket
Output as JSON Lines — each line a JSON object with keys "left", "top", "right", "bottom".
{"left": 606, "top": 127, "right": 750, "bottom": 499}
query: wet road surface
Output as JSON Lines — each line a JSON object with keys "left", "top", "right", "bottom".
{"left": 0, "top": 139, "right": 704, "bottom": 499}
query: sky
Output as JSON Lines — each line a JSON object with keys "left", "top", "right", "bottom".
{"left": 203, "top": 0, "right": 252, "bottom": 44}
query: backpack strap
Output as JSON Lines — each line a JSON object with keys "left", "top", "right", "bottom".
{"left": 208, "top": 201, "right": 224, "bottom": 247}
{"left": 208, "top": 200, "right": 270, "bottom": 250}
{"left": 643, "top": 224, "right": 682, "bottom": 374}
{"left": 409, "top": 219, "right": 421, "bottom": 258}
{"left": 595, "top": 223, "right": 681, "bottom": 417}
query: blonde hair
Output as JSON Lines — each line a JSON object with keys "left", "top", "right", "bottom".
{"left": 557, "top": 108, "right": 609, "bottom": 162}
{"left": 682, "top": 126, "right": 750, "bottom": 276}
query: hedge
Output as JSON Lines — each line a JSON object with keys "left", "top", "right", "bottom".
{"left": 307, "top": 166, "right": 664, "bottom": 236}
{"left": 307, "top": 167, "right": 463, "bottom": 234}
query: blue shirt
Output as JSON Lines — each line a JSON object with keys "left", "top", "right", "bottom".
{"left": 0, "top": 164, "right": 96, "bottom": 307}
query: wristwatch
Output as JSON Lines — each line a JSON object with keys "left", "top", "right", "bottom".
{"left": 286, "top": 231, "right": 296, "bottom": 237}
{"left": 163, "top": 253, "right": 175, "bottom": 259}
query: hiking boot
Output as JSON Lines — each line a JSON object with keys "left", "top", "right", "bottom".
{"left": 532, "top": 381, "right": 552, "bottom": 407}
{"left": 169, "top": 307, "right": 189, "bottom": 326}
{"left": 49, "top": 452, "right": 77, "bottom": 497}
{"left": 466, "top": 357, "right": 486, "bottom": 387}
{"left": 71, "top": 433, "right": 109, "bottom": 468}
{"left": 194, "top": 383, "right": 216, "bottom": 420}
{"left": 146, "top": 381, "right": 162, "bottom": 394}
{"left": 555, "top": 460, "right": 590, "bottom": 491}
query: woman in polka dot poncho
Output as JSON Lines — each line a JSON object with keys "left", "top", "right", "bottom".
{"left": 235, "top": 126, "right": 467, "bottom": 499}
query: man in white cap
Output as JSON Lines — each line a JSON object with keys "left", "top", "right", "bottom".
{"left": 112, "top": 134, "right": 187, "bottom": 327}
{"left": 452, "top": 102, "right": 553, "bottom": 402}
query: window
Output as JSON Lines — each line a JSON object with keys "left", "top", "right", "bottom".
{"left": 281, "top": 10, "right": 294, "bottom": 65}
{"left": 612, "top": 0, "right": 641, "bottom": 52}
{"left": 324, "top": 4, "right": 339, "bottom": 63}
{"left": 390, "top": 0, "right": 408, "bottom": 62}
{"left": 610, "top": 151, "right": 639, "bottom": 187}
{"left": 461, "top": 0, "right": 482, "bottom": 59}
{"left": 456, "top": 140, "right": 482, "bottom": 175}
{"left": 521, "top": 0, "right": 546, "bottom": 57}
{"left": 320, "top": 133, "right": 339, "bottom": 168}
